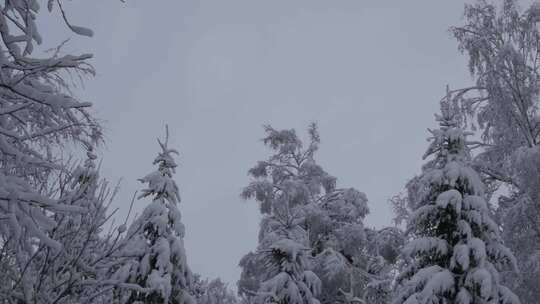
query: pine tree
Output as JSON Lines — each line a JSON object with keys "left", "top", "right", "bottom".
{"left": 112, "top": 127, "right": 194, "bottom": 304}
{"left": 393, "top": 105, "right": 520, "bottom": 304}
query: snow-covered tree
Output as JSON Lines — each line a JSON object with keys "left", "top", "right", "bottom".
{"left": 239, "top": 124, "right": 395, "bottom": 304}
{"left": 393, "top": 104, "right": 520, "bottom": 304}
{"left": 254, "top": 238, "right": 321, "bottom": 304}
{"left": 111, "top": 128, "right": 195, "bottom": 304}
{"left": 0, "top": 1, "right": 103, "bottom": 302}
{"left": 26, "top": 145, "right": 126, "bottom": 303}
{"left": 307, "top": 189, "right": 400, "bottom": 304}
{"left": 448, "top": 1, "right": 540, "bottom": 301}
{"left": 192, "top": 276, "right": 238, "bottom": 304}
{"left": 238, "top": 124, "right": 327, "bottom": 304}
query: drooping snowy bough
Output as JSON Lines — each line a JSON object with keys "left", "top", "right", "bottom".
{"left": 393, "top": 106, "right": 520, "bottom": 304}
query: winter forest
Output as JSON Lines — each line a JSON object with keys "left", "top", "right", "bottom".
{"left": 2, "top": 0, "right": 540, "bottom": 303}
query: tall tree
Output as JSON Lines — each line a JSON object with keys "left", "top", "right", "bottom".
{"left": 111, "top": 128, "right": 195, "bottom": 304}
{"left": 239, "top": 124, "right": 324, "bottom": 304}
{"left": 239, "top": 124, "right": 396, "bottom": 304}
{"left": 393, "top": 103, "right": 520, "bottom": 304}
{"left": 0, "top": 1, "right": 102, "bottom": 302}
{"left": 448, "top": 1, "right": 540, "bottom": 300}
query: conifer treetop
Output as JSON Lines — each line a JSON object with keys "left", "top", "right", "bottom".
{"left": 138, "top": 125, "right": 181, "bottom": 205}
{"left": 393, "top": 98, "right": 520, "bottom": 304}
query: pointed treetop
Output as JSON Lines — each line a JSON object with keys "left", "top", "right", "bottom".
{"left": 423, "top": 92, "right": 474, "bottom": 161}
{"left": 155, "top": 124, "right": 180, "bottom": 175}
{"left": 138, "top": 125, "right": 181, "bottom": 204}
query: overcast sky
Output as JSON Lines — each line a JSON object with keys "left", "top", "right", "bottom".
{"left": 37, "top": 0, "right": 503, "bottom": 287}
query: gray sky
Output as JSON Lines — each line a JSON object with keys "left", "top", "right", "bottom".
{"left": 40, "top": 0, "right": 483, "bottom": 287}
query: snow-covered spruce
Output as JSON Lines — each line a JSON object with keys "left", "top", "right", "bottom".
{"left": 393, "top": 109, "right": 520, "bottom": 304}
{"left": 112, "top": 128, "right": 195, "bottom": 304}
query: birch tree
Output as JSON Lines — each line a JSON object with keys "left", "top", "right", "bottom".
{"left": 447, "top": 1, "right": 540, "bottom": 300}
{"left": 0, "top": 1, "right": 103, "bottom": 302}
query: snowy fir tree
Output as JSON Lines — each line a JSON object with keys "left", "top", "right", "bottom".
{"left": 393, "top": 103, "right": 520, "bottom": 304}
{"left": 239, "top": 124, "right": 398, "bottom": 304}
{"left": 111, "top": 128, "right": 195, "bottom": 304}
